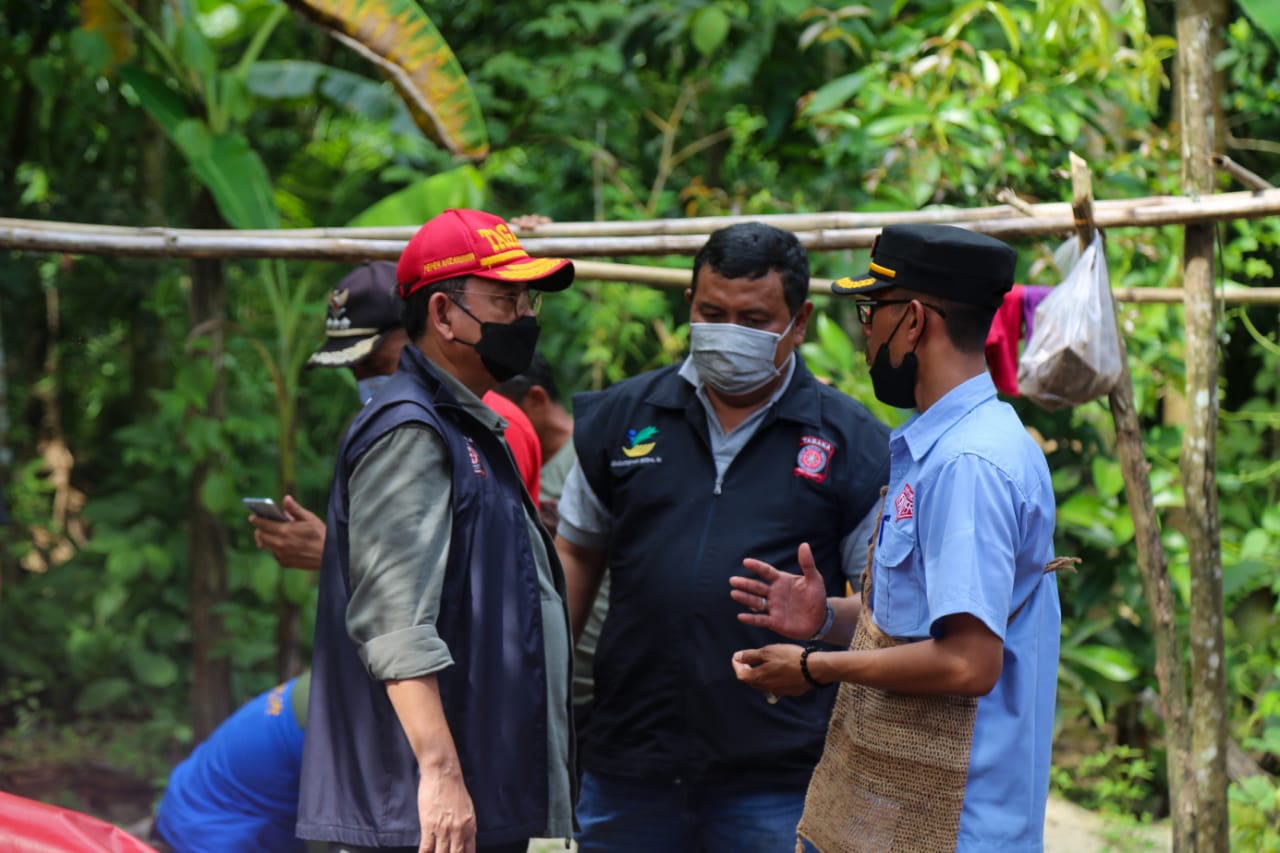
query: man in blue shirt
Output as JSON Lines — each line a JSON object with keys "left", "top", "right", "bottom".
{"left": 154, "top": 676, "right": 308, "bottom": 853}
{"left": 732, "top": 224, "right": 1060, "bottom": 852}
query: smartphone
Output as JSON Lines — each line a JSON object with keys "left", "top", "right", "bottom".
{"left": 242, "top": 497, "right": 291, "bottom": 522}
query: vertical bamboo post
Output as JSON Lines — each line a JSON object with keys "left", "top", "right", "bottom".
{"left": 1177, "top": 0, "right": 1230, "bottom": 848}
{"left": 1070, "top": 153, "right": 1195, "bottom": 851}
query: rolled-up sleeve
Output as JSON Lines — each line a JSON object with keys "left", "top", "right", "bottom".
{"left": 346, "top": 424, "right": 455, "bottom": 681}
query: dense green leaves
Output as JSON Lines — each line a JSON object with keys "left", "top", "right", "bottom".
{"left": 173, "top": 123, "right": 281, "bottom": 228}
{"left": 1237, "top": 0, "right": 1280, "bottom": 52}
{"left": 346, "top": 166, "right": 487, "bottom": 228}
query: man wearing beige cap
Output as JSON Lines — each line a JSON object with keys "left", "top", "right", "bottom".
{"left": 297, "top": 209, "right": 576, "bottom": 853}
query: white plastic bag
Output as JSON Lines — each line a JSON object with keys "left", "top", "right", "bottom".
{"left": 1017, "top": 234, "right": 1122, "bottom": 410}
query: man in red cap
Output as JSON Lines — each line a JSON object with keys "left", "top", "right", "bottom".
{"left": 250, "top": 261, "right": 543, "bottom": 570}
{"left": 297, "top": 210, "right": 576, "bottom": 853}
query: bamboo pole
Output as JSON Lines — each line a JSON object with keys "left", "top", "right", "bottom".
{"left": 1070, "top": 152, "right": 1194, "bottom": 853}
{"left": 5, "top": 187, "right": 1280, "bottom": 258}
{"left": 1113, "top": 287, "right": 1280, "bottom": 304}
{"left": 1212, "top": 152, "right": 1274, "bottom": 192}
{"left": 4, "top": 218, "right": 1280, "bottom": 303}
{"left": 1178, "top": 0, "right": 1230, "bottom": 848}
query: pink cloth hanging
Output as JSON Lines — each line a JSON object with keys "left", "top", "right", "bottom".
{"left": 985, "top": 284, "right": 1024, "bottom": 396}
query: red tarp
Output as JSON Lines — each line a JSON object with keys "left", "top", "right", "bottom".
{"left": 0, "top": 791, "right": 158, "bottom": 853}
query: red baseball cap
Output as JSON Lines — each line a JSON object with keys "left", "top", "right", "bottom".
{"left": 396, "top": 208, "right": 574, "bottom": 298}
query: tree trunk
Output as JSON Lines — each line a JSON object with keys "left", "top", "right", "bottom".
{"left": 1109, "top": 365, "right": 1195, "bottom": 850}
{"left": 187, "top": 190, "right": 233, "bottom": 739}
{"left": 134, "top": 0, "right": 170, "bottom": 426}
{"left": 1176, "top": 1, "right": 1229, "bottom": 850}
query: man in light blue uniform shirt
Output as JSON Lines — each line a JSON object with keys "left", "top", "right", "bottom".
{"left": 732, "top": 224, "right": 1060, "bottom": 852}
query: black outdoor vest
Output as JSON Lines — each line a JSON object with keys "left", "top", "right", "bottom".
{"left": 573, "top": 356, "right": 890, "bottom": 790}
{"left": 297, "top": 345, "right": 570, "bottom": 847}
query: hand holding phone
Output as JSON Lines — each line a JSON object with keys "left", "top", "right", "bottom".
{"left": 242, "top": 497, "right": 291, "bottom": 523}
{"left": 250, "top": 495, "right": 326, "bottom": 571}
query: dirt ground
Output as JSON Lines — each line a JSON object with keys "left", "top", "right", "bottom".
{"left": 1043, "top": 795, "right": 1171, "bottom": 853}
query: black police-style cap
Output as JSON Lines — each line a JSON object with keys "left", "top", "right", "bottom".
{"left": 831, "top": 224, "right": 1017, "bottom": 309}
{"left": 306, "top": 261, "right": 402, "bottom": 369}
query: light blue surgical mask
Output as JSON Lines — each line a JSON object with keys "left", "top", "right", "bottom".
{"left": 688, "top": 316, "right": 795, "bottom": 396}
{"left": 357, "top": 375, "right": 392, "bottom": 406}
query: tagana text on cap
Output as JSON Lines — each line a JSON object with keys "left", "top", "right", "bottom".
{"left": 307, "top": 261, "right": 402, "bottom": 369}
{"left": 396, "top": 208, "right": 575, "bottom": 299}
{"left": 831, "top": 224, "right": 1017, "bottom": 309}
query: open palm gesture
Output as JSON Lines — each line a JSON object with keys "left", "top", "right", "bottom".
{"left": 729, "top": 542, "right": 829, "bottom": 641}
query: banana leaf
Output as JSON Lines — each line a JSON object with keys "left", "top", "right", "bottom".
{"left": 346, "top": 166, "right": 487, "bottom": 228}
{"left": 282, "top": 0, "right": 489, "bottom": 159}
{"left": 120, "top": 65, "right": 280, "bottom": 229}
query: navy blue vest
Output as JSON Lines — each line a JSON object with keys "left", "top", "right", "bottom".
{"left": 297, "top": 346, "right": 567, "bottom": 847}
{"left": 573, "top": 357, "right": 890, "bottom": 789}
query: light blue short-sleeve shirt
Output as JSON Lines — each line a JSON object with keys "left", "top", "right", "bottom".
{"left": 871, "top": 373, "right": 1060, "bottom": 852}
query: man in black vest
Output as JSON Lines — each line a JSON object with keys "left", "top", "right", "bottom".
{"left": 555, "top": 222, "right": 891, "bottom": 852}
{"left": 297, "top": 209, "right": 577, "bottom": 853}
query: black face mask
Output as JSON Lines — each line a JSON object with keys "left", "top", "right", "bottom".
{"left": 451, "top": 298, "right": 541, "bottom": 382}
{"left": 868, "top": 308, "right": 922, "bottom": 409}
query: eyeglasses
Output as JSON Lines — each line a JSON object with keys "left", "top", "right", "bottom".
{"left": 456, "top": 286, "right": 542, "bottom": 318}
{"left": 855, "top": 298, "right": 947, "bottom": 325}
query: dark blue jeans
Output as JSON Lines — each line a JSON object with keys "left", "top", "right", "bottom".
{"left": 576, "top": 770, "right": 806, "bottom": 853}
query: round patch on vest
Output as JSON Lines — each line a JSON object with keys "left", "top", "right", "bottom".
{"left": 795, "top": 435, "right": 835, "bottom": 483}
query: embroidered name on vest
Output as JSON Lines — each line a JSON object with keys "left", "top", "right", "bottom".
{"left": 465, "top": 436, "right": 487, "bottom": 478}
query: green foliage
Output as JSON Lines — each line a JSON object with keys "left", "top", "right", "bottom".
{"left": 1229, "top": 772, "right": 1280, "bottom": 852}
{"left": 111, "top": 4, "right": 284, "bottom": 228}
{"left": 346, "top": 165, "right": 488, "bottom": 228}
{"left": 1236, "top": 0, "right": 1280, "bottom": 54}
{"left": 799, "top": 310, "right": 906, "bottom": 428}
{"left": 1052, "top": 744, "right": 1159, "bottom": 818}
{"left": 799, "top": 0, "right": 1175, "bottom": 208}
{"left": 541, "top": 280, "right": 689, "bottom": 393}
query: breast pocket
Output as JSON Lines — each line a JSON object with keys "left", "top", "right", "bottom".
{"left": 872, "top": 520, "right": 927, "bottom": 638}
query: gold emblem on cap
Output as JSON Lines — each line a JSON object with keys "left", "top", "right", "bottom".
{"left": 834, "top": 276, "right": 877, "bottom": 290}
{"left": 492, "top": 257, "right": 564, "bottom": 280}
{"left": 869, "top": 261, "right": 897, "bottom": 278}
{"left": 480, "top": 248, "right": 530, "bottom": 268}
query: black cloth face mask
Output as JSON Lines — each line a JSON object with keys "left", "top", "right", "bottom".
{"left": 868, "top": 307, "right": 923, "bottom": 409}
{"left": 450, "top": 296, "right": 541, "bottom": 382}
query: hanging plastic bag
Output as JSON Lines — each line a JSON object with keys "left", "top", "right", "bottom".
{"left": 1017, "top": 234, "right": 1122, "bottom": 410}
